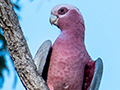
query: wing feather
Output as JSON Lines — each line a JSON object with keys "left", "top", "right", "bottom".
{"left": 34, "top": 40, "right": 52, "bottom": 75}
{"left": 90, "top": 58, "right": 103, "bottom": 90}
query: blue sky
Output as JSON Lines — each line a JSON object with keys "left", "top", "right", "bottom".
{"left": 2, "top": 0, "right": 120, "bottom": 90}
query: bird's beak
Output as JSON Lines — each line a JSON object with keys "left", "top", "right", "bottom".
{"left": 49, "top": 14, "right": 58, "bottom": 25}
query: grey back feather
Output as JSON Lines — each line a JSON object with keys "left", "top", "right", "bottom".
{"left": 90, "top": 58, "right": 103, "bottom": 90}
{"left": 34, "top": 40, "right": 52, "bottom": 75}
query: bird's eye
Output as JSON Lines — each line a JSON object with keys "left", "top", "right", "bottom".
{"left": 61, "top": 9, "right": 64, "bottom": 12}
{"left": 58, "top": 7, "right": 68, "bottom": 15}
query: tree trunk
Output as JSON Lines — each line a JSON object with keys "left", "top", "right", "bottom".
{"left": 0, "top": 0, "right": 49, "bottom": 90}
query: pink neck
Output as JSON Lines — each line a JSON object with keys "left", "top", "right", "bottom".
{"left": 60, "top": 22, "right": 85, "bottom": 41}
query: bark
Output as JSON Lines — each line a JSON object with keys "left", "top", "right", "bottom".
{"left": 0, "top": 0, "right": 49, "bottom": 90}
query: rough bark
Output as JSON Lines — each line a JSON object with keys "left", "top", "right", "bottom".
{"left": 0, "top": 0, "right": 49, "bottom": 90}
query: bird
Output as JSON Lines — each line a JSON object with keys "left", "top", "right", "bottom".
{"left": 34, "top": 4, "right": 103, "bottom": 90}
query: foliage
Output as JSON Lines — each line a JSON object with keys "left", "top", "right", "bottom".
{"left": 0, "top": 0, "right": 34, "bottom": 88}
{"left": 0, "top": 28, "right": 18, "bottom": 88}
{"left": 0, "top": 29, "right": 8, "bottom": 88}
{"left": 12, "top": 0, "right": 21, "bottom": 11}
{"left": 0, "top": 0, "right": 23, "bottom": 88}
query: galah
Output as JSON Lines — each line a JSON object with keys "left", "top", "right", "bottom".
{"left": 34, "top": 4, "right": 103, "bottom": 90}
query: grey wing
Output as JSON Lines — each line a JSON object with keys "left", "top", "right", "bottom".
{"left": 34, "top": 40, "right": 52, "bottom": 75}
{"left": 90, "top": 58, "right": 103, "bottom": 90}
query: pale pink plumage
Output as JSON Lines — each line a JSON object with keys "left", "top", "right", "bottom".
{"left": 47, "top": 4, "right": 95, "bottom": 90}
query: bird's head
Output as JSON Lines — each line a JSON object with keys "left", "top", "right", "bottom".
{"left": 50, "top": 4, "right": 85, "bottom": 30}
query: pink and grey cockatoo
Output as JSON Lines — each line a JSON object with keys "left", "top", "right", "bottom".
{"left": 34, "top": 4, "right": 103, "bottom": 90}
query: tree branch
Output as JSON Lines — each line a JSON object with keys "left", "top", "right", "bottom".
{"left": 0, "top": 0, "right": 49, "bottom": 90}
